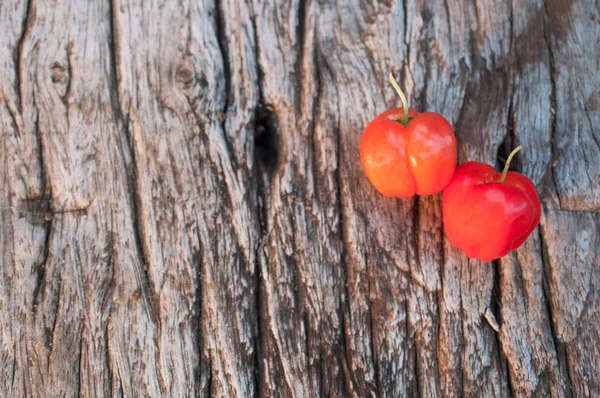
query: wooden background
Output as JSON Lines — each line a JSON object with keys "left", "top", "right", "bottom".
{"left": 1, "top": 0, "right": 599, "bottom": 396}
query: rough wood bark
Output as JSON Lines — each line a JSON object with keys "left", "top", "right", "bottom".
{"left": 0, "top": 0, "right": 598, "bottom": 397}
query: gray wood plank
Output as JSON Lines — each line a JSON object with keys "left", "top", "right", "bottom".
{"left": 0, "top": 0, "right": 597, "bottom": 396}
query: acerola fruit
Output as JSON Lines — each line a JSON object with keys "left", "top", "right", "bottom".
{"left": 442, "top": 146, "right": 542, "bottom": 261}
{"left": 360, "top": 74, "right": 456, "bottom": 198}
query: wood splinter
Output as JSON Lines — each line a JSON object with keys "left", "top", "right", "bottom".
{"left": 484, "top": 307, "right": 500, "bottom": 332}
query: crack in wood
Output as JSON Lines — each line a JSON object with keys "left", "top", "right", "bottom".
{"left": 106, "top": 5, "right": 159, "bottom": 329}
{"left": 538, "top": 226, "right": 575, "bottom": 397}
{"left": 31, "top": 216, "right": 52, "bottom": 318}
{"left": 15, "top": 0, "right": 34, "bottom": 113}
{"left": 542, "top": 0, "right": 562, "bottom": 211}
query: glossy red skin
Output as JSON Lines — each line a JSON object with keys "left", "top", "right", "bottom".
{"left": 442, "top": 162, "right": 542, "bottom": 262}
{"left": 360, "top": 107, "right": 457, "bottom": 197}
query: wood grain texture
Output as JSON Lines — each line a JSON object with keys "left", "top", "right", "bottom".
{"left": 0, "top": 0, "right": 598, "bottom": 396}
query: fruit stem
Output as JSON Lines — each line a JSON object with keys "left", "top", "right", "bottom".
{"left": 500, "top": 145, "right": 522, "bottom": 183}
{"left": 389, "top": 73, "right": 409, "bottom": 125}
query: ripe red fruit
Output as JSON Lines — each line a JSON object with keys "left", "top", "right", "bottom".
{"left": 360, "top": 74, "right": 457, "bottom": 197}
{"left": 442, "top": 146, "right": 542, "bottom": 261}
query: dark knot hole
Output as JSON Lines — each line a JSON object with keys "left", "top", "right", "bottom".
{"left": 254, "top": 104, "right": 280, "bottom": 174}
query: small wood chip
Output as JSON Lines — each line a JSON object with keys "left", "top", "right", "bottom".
{"left": 484, "top": 308, "right": 500, "bottom": 332}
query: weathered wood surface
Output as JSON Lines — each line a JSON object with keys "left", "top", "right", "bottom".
{"left": 0, "top": 0, "right": 598, "bottom": 396}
